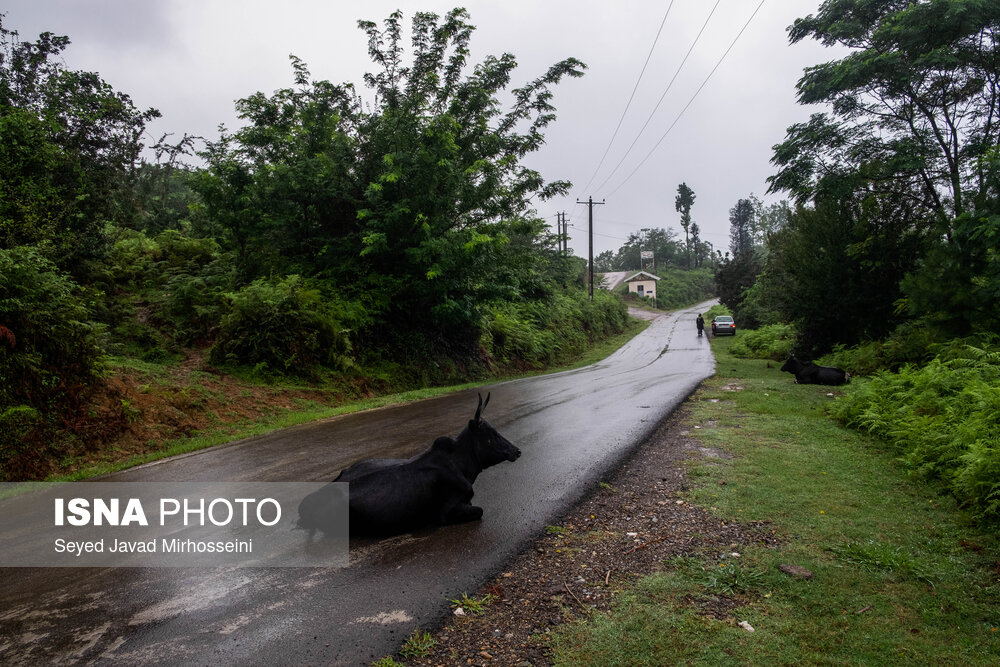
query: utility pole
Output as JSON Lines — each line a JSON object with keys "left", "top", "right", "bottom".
{"left": 576, "top": 197, "right": 605, "bottom": 300}
{"left": 557, "top": 211, "right": 567, "bottom": 254}
{"left": 640, "top": 227, "right": 650, "bottom": 271}
{"left": 563, "top": 213, "right": 568, "bottom": 254}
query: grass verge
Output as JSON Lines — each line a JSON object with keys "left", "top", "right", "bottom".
{"left": 550, "top": 335, "right": 1000, "bottom": 665}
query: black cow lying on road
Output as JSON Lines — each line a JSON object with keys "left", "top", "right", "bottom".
{"left": 297, "top": 393, "right": 521, "bottom": 537}
{"left": 780, "top": 356, "right": 849, "bottom": 386}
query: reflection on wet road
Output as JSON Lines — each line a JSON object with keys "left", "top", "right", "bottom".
{"left": 0, "top": 301, "right": 716, "bottom": 665}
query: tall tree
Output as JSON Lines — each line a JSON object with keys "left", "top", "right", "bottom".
{"left": 771, "top": 0, "right": 1000, "bottom": 224}
{"left": 197, "top": 9, "right": 586, "bottom": 351}
{"left": 674, "top": 182, "right": 695, "bottom": 268}
{"left": 768, "top": 0, "right": 1000, "bottom": 336}
{"left": 715, "top": 197, "right": 764, "bottom": 325}
{"left": 0, "top": 18, "right": 159, "bottom": 277}
{"left": 689, "top": 222, "right": 702, "bottom": 267}
{"left": 728, "top": 198, "right": 755, "bottom": 258}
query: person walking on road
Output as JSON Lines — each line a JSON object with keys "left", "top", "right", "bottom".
{"left": 696, "top": 314, "right": 705, "bottom": 337}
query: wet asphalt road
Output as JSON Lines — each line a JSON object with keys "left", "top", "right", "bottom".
{"left": 0, "top": 301, "right": 716, "bottom": 665}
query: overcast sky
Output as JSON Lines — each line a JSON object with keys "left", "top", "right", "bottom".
{"left": 4, "top": 0, "right": 841, "bottom": 258}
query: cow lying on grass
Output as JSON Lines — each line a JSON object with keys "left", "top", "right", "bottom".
{"left": 297, "top": 393, "right": 521, "bottom": 537}
{"left": 780, "top": 356, "right": 849, "bottom": 386}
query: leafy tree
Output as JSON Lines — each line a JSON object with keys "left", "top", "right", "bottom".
{"left": 716, "top": 197, "right": 768, "bottom": 328}
{"left": 134, "top": 133, "right": 204, "bottom": 235}
{"left": 0, "top": 18, "right": 159, "bottom": 277}
{"left": 772, "top": 0, "right": 1000, "bottom": 223}
{"left": 714, "top": 250, "right": 763, "bottom": 325}
{"left": 748, "top": 195, "right": 790, "bottom": 248}
{"left": 674, "top": 183, "right": 696, "bottom": 267}
{"left": 689, "top": 222, "right": 703, "bottom": 267}
{"left": 198, "top": 9, "right": 586, "bottom": 355}
{"left": 728, "top": 199, "right": 755, "bottom": 258}
{"left": 754, "top": 175, "right": 926, "bottom": 352}
{"left": 598, "top": 228, "right": 683, "bottom": 272}
{"left": 768, "top": 0, "right": 1000, "bottom": 340}
{"left": 593, "top": 250, "right": 616, "bottom": 273}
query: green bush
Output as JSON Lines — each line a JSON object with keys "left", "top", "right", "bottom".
{"left": 820, "top": 324, "right": 943, "bottom": 376}
{"left": 484, "top": 289, "right": 626, "bottom": 367}
{"left": 102, "top": 228, "right": 234, "bottom": 351}
{"left": 157, "top": 260, "right": 232, "bottom": 345}
{"left": 831, "top": 343, "right": 1000, "bottom": 522}
{"left": 0, "top": 246, "right": 104, "bottom": 411}
{"left": 0, "top": 405, "right": 44, "bottom": 479}
{"left": 209, "top": 275, "right": 353, "bottom": 377}
{"left": 703, "top": 304, "right": 731, "bottom": 321}
{"left": 0, "top": 247, "right": 106, "bottom": 478}
{"left": 729, "top": 324, "right": 796, "bottom": 361}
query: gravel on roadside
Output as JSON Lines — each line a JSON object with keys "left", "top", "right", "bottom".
{"left": 399, "top": 404, "right": 780, "bottom": 666}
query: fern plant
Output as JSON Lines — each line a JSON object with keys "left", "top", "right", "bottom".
{"left": 832, "top": 341, "right": 1000, "bottom": 522}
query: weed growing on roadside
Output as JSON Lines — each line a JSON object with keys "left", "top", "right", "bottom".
{"left": 449, "top": 592, "right": 497, "bottom": 615}
{"left": 829, "top": 540, "right": 937, "bottom": 586}
{"left": 399, "top": 628, "right": 436, "bottom": 659}
{"left": 701, "top": 562, "right": 767, "bottom": 596}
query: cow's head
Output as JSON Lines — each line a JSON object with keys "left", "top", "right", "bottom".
{"left": 468, "top": 392, "right": 521, "bottom": 467}
{"left": 780, "top": 356, "right": 802, "bottom": 373}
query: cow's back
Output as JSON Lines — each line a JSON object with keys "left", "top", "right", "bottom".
{"left": 347, "top": 454, "right": 470, "bottom": 536}
{"left": 334, "top": 458, "right": 405, "bottom": 482}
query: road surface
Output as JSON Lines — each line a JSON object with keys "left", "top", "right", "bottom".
{"left": 599, "top": 270, "right": 631, "bottom": 290}
{"left": 0, "top": 301, "right": 715, "bottom": 665}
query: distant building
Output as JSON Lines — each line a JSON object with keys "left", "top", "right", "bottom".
{"left": 624, "top": 271, "right": 660, "bottom": 300}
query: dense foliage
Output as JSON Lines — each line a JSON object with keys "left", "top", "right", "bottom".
{"left": 0, "top": 18, "right": 159, "bottom": 279}
{"left": 831, "top": 342, "right": 1000, "bottom": 522}
{"left": 648, "top": 268, "right": 715, "bottom": 310}
{"left": 0, "top": 247, "right": 104, "bottom": 471}
{"left": 0, "top": 10, "right": 634, "bottom": 478}
{"left": 197, "top": 9, "right": 587, "bottom": 358}
{"left": 748, "top": 0, "right": 1000, "bottom": 354}
{"left": 484, "top": 289, "right": 626, "bottom": 367}
{"left": 729, "top": 324, "right": 796, "bottom": 361}
{"left": 209, "top": 276, "right": 354, "bottom": 378}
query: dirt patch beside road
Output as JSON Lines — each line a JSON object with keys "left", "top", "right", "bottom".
{"left": 400, "top": 404, "right": 779, "bottom": 666}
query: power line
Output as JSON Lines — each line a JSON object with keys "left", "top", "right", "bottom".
{"left": 607, "top": 0, "right": 768, "bottom": 197}
{"left": 568, "top": 225, "right": 630, "bottom": 242}
{"left": 594, "top": 0, "right": 724, "bottom": 194}
{"left": 577, "top": 0, "right": 676, "bottom": 196}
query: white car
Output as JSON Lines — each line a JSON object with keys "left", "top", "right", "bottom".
{"left": 712, "top": 316, "right": 736, "bottom": 336}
